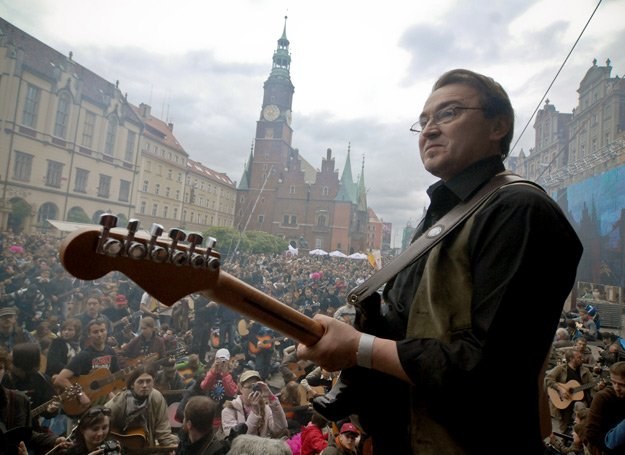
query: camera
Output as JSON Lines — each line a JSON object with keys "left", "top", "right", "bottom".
{"left": 252, "top": 383, "right": 261, "bottom": 392}
{"left": 98, "top": 440, "right": 122, "bottom": 455}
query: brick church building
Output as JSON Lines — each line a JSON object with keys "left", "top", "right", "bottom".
{"left": 234, "top": 18, "right": 368, "bottom": 254}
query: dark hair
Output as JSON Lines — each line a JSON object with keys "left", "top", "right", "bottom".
{"left": 126, "top": 364, "right": 157, "bottom": 389}
{"left": 432, "top": 69, "right": 514, "bottom": 158}
{"left": 184, "top": 395, "right": 218, "bottom": 433}
{"left": 75, "top": 407, "right": 111, "bottom": 449}
{"left": 11, "top": 342, "right": 40, "bottom": 372}
{"left": 62, "top": 318, "right": 82, "bottom": 340}
{"left": 86, "top": 318, "right": 108, "bottom": 333}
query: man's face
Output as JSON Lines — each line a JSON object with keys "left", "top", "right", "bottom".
{"left": 610, "top": 373, "right": 625, "bottom": 399}
{"left": 339, "top": 432, "right": 359, "bottom": 450}
{"left": 418, "top": 83, "right": 505, "bottom": 181}
{"left": 88, "top": 323, "right": 108, "bottom": 347}
{"left": 132, "top": 373, "right": 154, "bottom": 398}
{"left": 0, "top": 314, "right": 15, "bottom": 332}
{"left": 86, "top": 298, "right": 100, "bottom": 316}
{"left": 140, "top": 324, "right": 154, "bottom": 338}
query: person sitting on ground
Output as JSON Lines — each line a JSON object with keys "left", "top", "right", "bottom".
{"left": 63, "top": 406, "right": 122, "bottom": 455}
{"left": 175, "top": 395, "right": 229, "bottom": 455}
{"left": 585, "top": 361, "right": 625, "bottom": 453}
{"left": 221, "top": 369, "right": 288, "bottom": 439}
{"left": 300, "top": 411, "right": 329, "bottom": 455}
{"left": 226, "top": 434, "right": 291, "bottom": 455}
{"left": 321, "top": 422, "right": 361, "bottom": 455}
{"left": 105, "top": 364, "right": 179, "bottom": 452}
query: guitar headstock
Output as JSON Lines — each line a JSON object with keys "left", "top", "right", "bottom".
{"left": 59, "top": 215, "right": 221, "bottom": 305}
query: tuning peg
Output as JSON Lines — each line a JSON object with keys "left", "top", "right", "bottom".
{"left": 97, "top": 214, "right": 122, "bottom": 256}
{"left": 148, "top": 224, "right": 168, "bottom": 263}
{"left": 168, "top": 228, "right": 187, "bottom": 266}
{"left": 186, "top": 233, "right": 205, "bottom": 268}
{"left": 125, "top": 219, "right": 146, "bottom": 260}
{"left": 204, "top": 237, "right": 220, "bottom": 271}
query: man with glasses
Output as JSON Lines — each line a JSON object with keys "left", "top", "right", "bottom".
{"left": 297, "top": 69, "right": 583, "bottom": 454}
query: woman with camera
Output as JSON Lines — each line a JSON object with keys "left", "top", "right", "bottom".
{"left": 62, "top": 406, "right": 122, "bottom": 455}
{"left": 221, "top": 370, "right": 287, "bottom": 439}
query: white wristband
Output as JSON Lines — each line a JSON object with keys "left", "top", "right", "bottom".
{"left": 356, "top": 333, "right": 375, "bottom": 369}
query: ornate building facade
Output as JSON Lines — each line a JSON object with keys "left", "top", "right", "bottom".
{"left": 234, "top": 19, "right": 369, "bottom": 254}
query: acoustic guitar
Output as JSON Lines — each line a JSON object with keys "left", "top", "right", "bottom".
{"left": 30, "top": 384, "right": 82, "bottom": 419}
{"left": 111, "top": 428, "right": 178, "bottom": 453}
{"left": 63, "top": 353, "right": 158, "bottom": 416}
{"left": 547, "top": 379, "right": 596, "bottom": 409}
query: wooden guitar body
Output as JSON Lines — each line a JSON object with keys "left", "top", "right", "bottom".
{"left": 547, "top": 379, "right": 594, "bottom": 409}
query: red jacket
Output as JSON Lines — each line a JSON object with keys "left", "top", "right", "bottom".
{"left": 300, "top": 422, "right": 328, "bottom": 455}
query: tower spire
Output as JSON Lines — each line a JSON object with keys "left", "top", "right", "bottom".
{"left": 270, "top": 15, "right": 291, "bottom": 77}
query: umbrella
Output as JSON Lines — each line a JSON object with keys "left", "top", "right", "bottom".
{"left": 309, "top": 249, "right": 328, "bottom": 256}
{"left": 329, "top": 250, "right": 348, "bottom": 258}
{"left": 348, "top": 252, "right": 368, "bottom": 260}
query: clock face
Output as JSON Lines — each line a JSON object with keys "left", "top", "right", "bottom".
{"left": 285, "top": 109, "right": 292, "bottom": 126}
{"left": 263, "top": 104, "right": 280, "bottom": 121}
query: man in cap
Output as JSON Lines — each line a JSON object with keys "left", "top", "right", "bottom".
{"left": 322, "top": 422, "right": 361, "bottom": 454}
{"left": 198, "top": 348, "right": 238, "bottom": 432}
{"left": 221, "top": 370, "right": 287, "bottom": 438}
{"left": 0, "top": 306, "right": 35, "bottom": 352}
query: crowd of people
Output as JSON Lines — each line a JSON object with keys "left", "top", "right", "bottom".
{"left": 0, "top": 228, "right": 374, "bottom": 454}
{"left": 3, "top": 67, "right": 625, "bottom": 455}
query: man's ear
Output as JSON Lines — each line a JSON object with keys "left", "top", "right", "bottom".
{"left": 489, "top": 116, "right": 511, "bottom": 142}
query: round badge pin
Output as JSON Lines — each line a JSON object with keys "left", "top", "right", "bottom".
{"left": 426, "top": 225, "right": 444, "bottom": 238}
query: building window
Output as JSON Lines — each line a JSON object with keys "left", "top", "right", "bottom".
{"left": 82, "top": 111, "right": 96, "bottom": 148}
{"left": 53, "top": 92, "right": 71, "bottom": 139}
{"left": 37, "top": 202, "right": 58, "bottom": 225}
{"left": 74, "top": 168, "right": 88, "bottom": 193}
{"left": 322, "top": 186, "right": 329, "bottom": 196}
{"left": 258, "top": 215, "right": 264, "bottom": 224}
{"left": 155, "top": 184, "right": 160, "bottom": 195}
{"left": 317, "top": 215, "right": 327, "bottom": 226}
{"left": 22, "top": 84, "right": 40, "bottom": 128}
{"left": 140, "top": 201, "right": 146, "bottom": 214}
{"left": 45, "top": 160, "right": 63, "bottom": 188}
{"left": 173, "top": 207, "right": 178, "bottom": 220}
{"left": 152, "top": 204, "right": 158, "bottom": 216}
{"left": 289, "top": 185, "right": 295, "bottom": 194}
{"left": 98, "top": 174, "right": 111, "bottom": 198}
{"left": 168, "top": 169, "right": 172, "bottom": 180}
{"left": 124, "top": 131, "right": 136, "bottom": 162}
{"left": 13, "top": 151, "right": 33, "bottom": 182}
{"left": 166, "top": 187, "right": 170, "bottom": 197}
{"left": 291, "top": 215, "right": 297, "bottom": 225}
{"left": 119, "top": 179, "right": 130, "bottom": 202}
{"left": 163, "top": 206, "right": 169, "bottom": 218}
{"left": 142, "top": 180, "right": 148, "bottom": 192}
{"left": 104, "top": 117, "right": 118, "bottom": 156}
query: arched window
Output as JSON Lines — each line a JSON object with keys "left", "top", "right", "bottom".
{"left": 37, "top": 202, "right": 58, "bottom": 224}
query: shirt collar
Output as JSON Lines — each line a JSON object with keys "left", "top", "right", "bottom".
{"left": 426, "top": 156, "right": 505, "bottom": 202}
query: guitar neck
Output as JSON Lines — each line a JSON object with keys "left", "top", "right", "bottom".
{"left": 59, "top": 226, "right": 324, "bottom": 347}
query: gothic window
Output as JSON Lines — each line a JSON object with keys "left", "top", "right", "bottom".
{"left": 82, "top": 111, "right": 96, "bottom": 148}
{"left": 104, "top": 117, "right": 118, "bottom": 156}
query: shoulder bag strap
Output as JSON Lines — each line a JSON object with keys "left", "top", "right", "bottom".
{"left": 347, "top": 172, "right": 543, "bottom": 306}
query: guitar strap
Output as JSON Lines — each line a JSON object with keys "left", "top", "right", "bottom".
{"left": 347, "top": 171, "right": 542, "bottom": 306}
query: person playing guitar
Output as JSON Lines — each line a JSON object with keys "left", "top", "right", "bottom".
{"left": 53, "top": 318, "right": 121, "bottom": 413}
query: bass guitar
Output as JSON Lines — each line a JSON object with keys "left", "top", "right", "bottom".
{"left": 547, "top": 379, "right": 596, "bottom": 409}
{"left": 63, "top": 353, "right": 158, "bottom": 416}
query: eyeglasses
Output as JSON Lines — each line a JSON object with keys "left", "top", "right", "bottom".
{"left": 84, "top": 406, "right": 111, "bottom": 417}
{"left": 410, "top": 105, "right": 485, "bottom": 133}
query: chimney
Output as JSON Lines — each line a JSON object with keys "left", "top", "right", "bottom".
{"left": 139, "top": 103, "right": 151, "bottom": 118}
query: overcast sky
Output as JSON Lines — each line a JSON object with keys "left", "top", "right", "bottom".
{"left": 2, "top": 0, "right": 624, "bottom": 246}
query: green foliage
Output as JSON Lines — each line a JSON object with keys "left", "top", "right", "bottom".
{"left": 203, "top": 226, "right": 287, "bottom": 256}
{"left": 67, "top": 207, "right": 91, "bottom": 223}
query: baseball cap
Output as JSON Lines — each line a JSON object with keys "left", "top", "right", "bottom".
{"left": 216, "top": 348, "right": 230, "bottom": 360}
{"left": 340, "top": 423, "right": 360, "bottom": 435}
{"left": 0, "top": 307, "right": 17, "bottom": 318}
{"left": 239, "top": 370, "right": 261, "bottom": 384}
{"left": 115, "top": 294, "right": 128, "bottom": 306}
